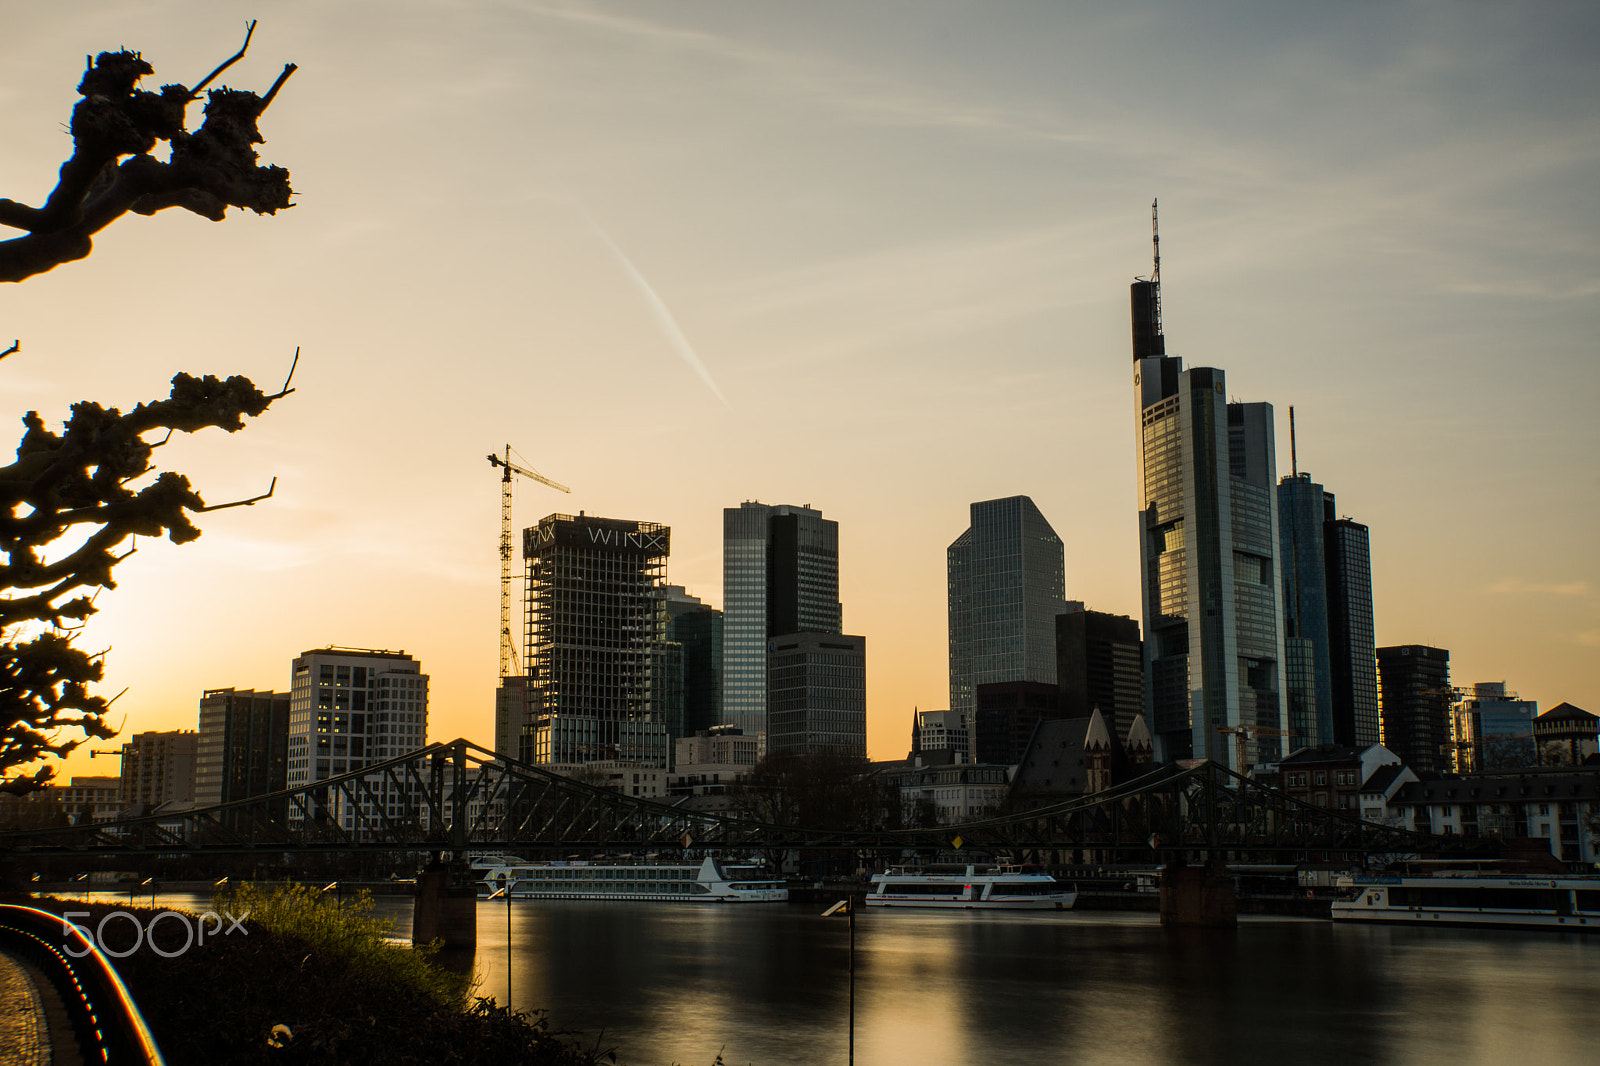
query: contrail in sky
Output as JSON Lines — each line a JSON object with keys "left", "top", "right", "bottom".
{"left": 578, "top": 206, "right": 731, "bottom": 408}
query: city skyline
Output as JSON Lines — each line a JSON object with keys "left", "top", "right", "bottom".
{"left": 3, "top": 2, "right": 1596, "bottom": 775}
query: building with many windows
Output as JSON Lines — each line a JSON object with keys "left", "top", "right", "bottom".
{"left": 118, "top": 729, "right": 198, "bottom": 807}
{"left": 196, "top": 689, "right": 289, "bottom": 807}
{"left": 973, "top": 680, "right": 1064, "bottom": 767}
{"left": 721, "top": 502, "right": 842, "bottom": 737}
{"left": 1277, "top": 474, "right": 1335, "bottom": 748}
{"left": 947, "top": 496, "right": 1068, "bottom": 719}
{"left": 663, "top": 584, "right": 723, "bottom": 740}
{"left": 1055, "top": 604, "right": 1144, "bottom": 742}
{"left": 767, "top": 632, "right": 866, "bottom": 756}
{"left": 1130, "top": 234, "right": 1287, "bottom": 769}
{"left": 1451, "top": 682, "right": 1539, "bottom": 772}
{"left": 1324, "top": 509, "right": 1378, "bottom": 748}
{"left": 516, "top": 513, "right": 674, "bottom": 768}
{"left": 1377, "top": 644, "right": 1451, "bottom": 774}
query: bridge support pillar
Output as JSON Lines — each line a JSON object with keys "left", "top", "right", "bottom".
{"left": 413, "top": 860, "right": 477, "bottom": 951}
{"left": 1159, "top": 861, "right": 1236, "bottom": 927}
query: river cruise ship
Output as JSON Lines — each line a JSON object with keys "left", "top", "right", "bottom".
{"left": 472, "top": 856, "right": 788, "bottom": 903}
{"left": 1333, "top": 872, "right": 1600, "bottom": 931}
{"left": 867, "top": 865, "right": 1076, "bottom": 910}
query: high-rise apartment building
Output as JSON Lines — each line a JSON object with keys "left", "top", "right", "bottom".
{"left": 118, "top": 730, "right": 198, "bottom": 807}
{"left": 911, "top": 709, "right": 971, "bottom": 761}
{"left": 516, "top": 513, "right": 674, "bottom": 767}
{"left": 287, "top": 648, "right": 428, "bottom": 785}
{"left": 1376, "top": 644, "right": 1450, "bottom": 774}
{"left": 1055, "top": 604, "right": 1145, "bottom": 742}
{"left": 196, "top": 688, "right": 290, "bottom": 807}
{"left": 766, "top": 632, "right": 866, "bottom": 756}
{"left": 722, "top": 501, "right": 843, "bottom": 736}
{"left": 1130, "top": 214, "right": 1286, "bottom": 769}
{"left": 947, "top": 496, "right": 1068, "bottom": 719}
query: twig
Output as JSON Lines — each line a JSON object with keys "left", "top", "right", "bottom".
{"left": 266, "top": 346, "right": 300, "bottom": 399}
{"left": 196, "top": 476, "right": 277, "bottom": 512}
{"left": 1, "top": 340, "right": 17, "bottom": 361}
{"left": 260, "top": 63, "right": 299, "bottom": 110}
{"left": 190, "top": 20, "right": 257, "bottom": 98}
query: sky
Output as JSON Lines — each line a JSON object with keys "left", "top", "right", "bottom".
{"left": 2, "top": 0, "right": 1597, "bottom": 778}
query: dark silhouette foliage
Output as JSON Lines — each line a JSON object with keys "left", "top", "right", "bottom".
{"left": 1, "top": 26, "right": 295, "bottom": 793}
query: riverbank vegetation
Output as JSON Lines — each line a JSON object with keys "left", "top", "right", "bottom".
{"left": 19, "top": 888, "right": 609, "bottom": 1064}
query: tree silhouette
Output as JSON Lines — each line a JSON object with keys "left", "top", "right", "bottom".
{"left": 2, "top": 25, "right": 296, "bottom": 794}
{"left": 0, "top": 21, "right": 294, "bottom": 284}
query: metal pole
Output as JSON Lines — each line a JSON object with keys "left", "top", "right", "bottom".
{"left": 848, "top": 899, "right": 855, "bottom": 1066}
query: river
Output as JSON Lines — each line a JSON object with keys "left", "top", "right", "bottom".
{"left": 72, "top": 892, "right": 1600, "bottom": 1065}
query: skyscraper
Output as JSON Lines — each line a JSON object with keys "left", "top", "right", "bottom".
{"left": 1377, "top": 644, "right": 1450, "bottom": 774}
{"left": 1277, "top": 474, "right": 1335, "bottom": 748}
{"left": 767, "top": 632, "right": 867, "bottom": 756}
{"left": 196, "top": 688, "right": 289, "bottom": 807}
{"left": 519, "top": 513, "right": 675, "bottom": 767}
{"left": 1131, "top": 207, "right": 1287, "bottom": 768}
{"left": 1323, "top": 506, "right": 1378, "bottom": 748}
{"left": 663, "top": 586, "right": 724, "bottom": 739}
{"left": 119, "top": 729, "right": 198, "bottom": 807}
{"left": 947, "top": 496, "right": 1068, "bottom": 719}
{"left": 721, "top": 502, "right": 842, "bottom": 736}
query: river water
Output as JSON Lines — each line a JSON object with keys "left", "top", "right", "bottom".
{"left": 80, "top": 893, "right": 1600, "bottom": 1066}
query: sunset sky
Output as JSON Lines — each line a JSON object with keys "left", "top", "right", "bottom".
{"left": 3, "top": 1, "right": 1596, "bottom": 778}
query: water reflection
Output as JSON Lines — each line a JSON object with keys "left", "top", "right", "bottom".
{"left": 66, "top": 894, "right": 1600, "bottom": 1066}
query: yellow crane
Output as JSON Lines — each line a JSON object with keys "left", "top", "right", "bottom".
{"left": 487, "top": 445, "right": 569, "bottom": 677}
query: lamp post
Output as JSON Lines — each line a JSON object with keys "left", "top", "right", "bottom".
{"left": 823, "top": 898, "right": 856, "bottom": 1065}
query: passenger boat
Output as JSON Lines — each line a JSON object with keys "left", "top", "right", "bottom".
{"left": 867, "top": 864, "right": 1076, "bottom": 910}
{"left": 471, "top": 855, "right": 788, "bottom": 903}
{"left": 1333, "top": 872, "right": 1600, "bottom": 931}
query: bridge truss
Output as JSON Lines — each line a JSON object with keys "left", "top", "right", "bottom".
{"left": 0, "top": 739, "right": 1483, "bottom": 863}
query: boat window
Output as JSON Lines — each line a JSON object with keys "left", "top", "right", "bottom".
{"left": 990, "top": 882, "right": 1068, "bottom": 896}
{"left": 877, "top": 883, "right": 964, "bottom": 895}
{"left": 1576, "top": 890, "right": 1600, "bottom": 914}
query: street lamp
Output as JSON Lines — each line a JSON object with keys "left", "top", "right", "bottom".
{"left": 823, "top": 898, "right": 856, "bottom": 1066}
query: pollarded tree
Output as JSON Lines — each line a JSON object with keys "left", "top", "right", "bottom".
{"left": 1, "top": 25, "right": 297, "bottom": 794}
{"left": 0, "top": 21, "right": 295, "bottom": 283}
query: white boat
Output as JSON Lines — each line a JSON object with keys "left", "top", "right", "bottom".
{"left": 472, "top": 856, "right": 788, "bottom": 903}
{"left": 1333, "top": 872, "right": 1600, "bottom": 931}
{"left": 867, "top": 864, "right": 1076, "bottom": 910}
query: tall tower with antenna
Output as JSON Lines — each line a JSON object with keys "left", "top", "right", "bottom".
{"left": 1129, "top": 202, "right": 1288, "bottom": 770}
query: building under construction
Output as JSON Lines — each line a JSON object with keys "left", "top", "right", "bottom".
{"left": 517, "top": 513, "right": 675, "bottom": 767}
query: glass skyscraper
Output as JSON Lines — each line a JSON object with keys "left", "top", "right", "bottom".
{"left": 721, "top": 502, "right": 842, "bottom": 736}
{"left": 1278, "top": 474, "right": 1335, "bottom": 748}
{"left": 1131, "top": 269, "right": 1287, "bottom": 770}
{"left": 1324, "top": 510, "right": 1378, "bottom": 747}
{"left": 946, "top": 496, "right": 1068, "bottom": 718}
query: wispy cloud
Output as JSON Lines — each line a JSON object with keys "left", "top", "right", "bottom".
{"left": 1485, "top": 578, "right": 1593, "bottom": 597}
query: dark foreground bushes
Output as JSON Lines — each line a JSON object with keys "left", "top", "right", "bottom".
{"left": 19, "top": 888, "right": 608, "bottom": 1065}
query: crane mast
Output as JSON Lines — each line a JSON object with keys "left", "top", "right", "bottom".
{"left": 487, "top": 446, "right": 570, "bottom": 678}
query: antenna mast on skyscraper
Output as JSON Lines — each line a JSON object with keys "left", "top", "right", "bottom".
{"left": 1151, "top": 198, "right": 1163, "bottom": 338}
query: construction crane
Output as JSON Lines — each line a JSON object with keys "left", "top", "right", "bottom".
{"left": 487, "top": 446, "right": 569, "bottom": 678}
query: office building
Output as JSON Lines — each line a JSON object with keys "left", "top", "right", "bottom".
{"left": 119, "top": 729, "right": 198, "bottom": 807}
{"left": 974, "top": 680, "right": 1063, "bottom": 766}
{"left": 1376, "top": 644, "right": 1450, "bottom": 774}
{"left": 519, "top": 513, "right": 673, "bottom": 767}
{"left": 1130, "top": 215, "right": 1287, "bottom": 769}
{"left": 1323, "top": 506, "right": 1379, "bottom": 748}
{"left": 196, "top": 689, "right": 290, "bottom": 807}
{"left": 663, "top": 584, "right": 723, "bottom": 740}
{"left": 1277, "top": 474, "right": 1335, "bottom": 748}
{"left": 44, "top": 776, "right": 123, "bottom": 824}
{"left": 767, "top": 632, "right": 866, "bottom": 756}
{"left": 947, "top": 496, "right": 1068, "bottom": 718}
{"left": 911, "top": 709, "right": 970, "bottom": 762}
{"left": 1055, "top": 604, "right": 1144, "bottom": 742}
{"left": 722, "top": 501, "right": 842, "bottom": 736}
{"left": 1451, "top": 682, "right": 1538, "bottom": 772}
